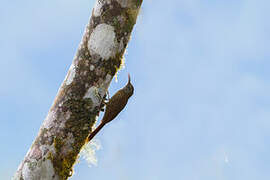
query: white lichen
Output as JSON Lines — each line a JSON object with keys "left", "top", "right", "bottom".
{"left": 61, "top": 133, "right": 75, "bottom": 155}
{"left": 88, "top": 24, "right": 118, "bottom": 60}
{"left": 90, "top": 65, "right": 95, "bottom": 71}
{"left": 40, "top": 159, "right": 56, "bottom": 180}
{"left": 21, "top": 158, "right": 56, "bottom": 180}
{"left": 42, "top": 110, "right": 57, "bottom": 129}
{"left": 65, "top": 63, "right": 76, "bottom": 86}
{"left": 29, "top": 146, "right": 42, "bottom": 160}
{"left": 93, "top": 0, "right": 104, "bottom": 16}
{"left": 80, "top": 139, "right": 101, "bottom": 166}
{"left": 22, "top": 161, "right": 39, "bottom": 180}
{"left": 83, "top": 74, "right": 112, "bottom": 109}
{"left": 83, "top": 86, "right": 101, "bottom": 107}
{"left": 40, "top": 144, "right": 56, "bottom": 158}
{"left": 118, "top": 38, "right": 124, "bottom": 52}
{"left": 98, "top": 74, "right": 112, "bottom": 98}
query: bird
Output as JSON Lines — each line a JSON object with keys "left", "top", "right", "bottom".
{"left": 87, "top": 74, "right": 134, "bottom": 142}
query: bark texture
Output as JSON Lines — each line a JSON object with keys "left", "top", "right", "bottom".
{"left": 13, "top": 0, "right": 142, "bottom": 179}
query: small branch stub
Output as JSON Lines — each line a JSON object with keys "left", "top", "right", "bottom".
{"left": 13, "top": 0, "right": 143, "bottom": 180}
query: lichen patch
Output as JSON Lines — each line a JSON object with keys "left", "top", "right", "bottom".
{"left": 80, "top": 139, "right": 101, "bottom": 166}
{"left": 118, "top": 38, "right": 124, "bottom": 52}
{"left": 42, "top": 110, "right": 57, "bottom": 129}
{"left": 93, "top": 0, "right": 104, "bottom": 16}
{"left": 90, "top": 65, "right": 95, "bottom": 71}
{"left": 21, "top": 158, "right": 56, "bottom": 180}
{"left": 66, "top": 63, "right": 76, "bottom": 86}
{"left": 83, "top": 87, "right": 101, "bottom": 108}
{"left": 40, "top": 159, "right": 56, "bottom": 180}
{"left": 88, "top": 24, "right": 118, "bottom": 60}
{"left": 29, "top": 145, "right": 42, "bottom": 160}
{"left": 40, "top": 144, "right": 55, "bottom": 157}
{"left": 98, "top": 74, "right": 112, "bottom": 98}
{"left": 22, "top": 161, "right": 39, "bottom": 180}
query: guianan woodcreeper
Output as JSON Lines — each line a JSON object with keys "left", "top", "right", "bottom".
{"left": 87, "top": 74, "right": 134, "bottom": 142}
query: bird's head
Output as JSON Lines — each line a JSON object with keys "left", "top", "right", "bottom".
{"left": 123, "top": 73, "right": 134, "bottom": 97}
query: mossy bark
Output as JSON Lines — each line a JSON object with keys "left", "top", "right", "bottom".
{"left": 13, "top": 0, "right": 143, "bottom": 180}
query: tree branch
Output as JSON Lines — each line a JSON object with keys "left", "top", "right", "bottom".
{"left": 13, "top": 0, "right": 142, "bottom": 179}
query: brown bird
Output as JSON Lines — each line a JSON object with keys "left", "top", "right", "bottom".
{"left": 87, "top": 74, "right": 134, "bottom": 142}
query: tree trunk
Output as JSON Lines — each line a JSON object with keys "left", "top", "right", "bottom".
{"left": 13, "top": 0, "right": 142, "bottom": 179}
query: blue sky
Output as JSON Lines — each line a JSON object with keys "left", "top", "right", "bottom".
{"left": 1, "top": 0, "right": 270, "bottom": 179}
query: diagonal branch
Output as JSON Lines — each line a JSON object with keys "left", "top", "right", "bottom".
{"left": 13, "top": 0, "right": 143, "bottom": 179}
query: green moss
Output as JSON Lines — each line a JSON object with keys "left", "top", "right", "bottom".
{"left": 48, "top": 98, "right": 98, "bottom": 180}
{"left": 132, "top": 0, "right": 143, "bottom": 8}
{"left": 48, "top": 137, "right": 78, "bottom": 180}
{"left": 123, "top": 9, "right": 138, "bottom": 33}
{"left": 57, "top": 138, "right": 75, "bottom": 178}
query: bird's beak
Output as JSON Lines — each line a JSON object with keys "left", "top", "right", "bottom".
{"left": 128, "top": 73, "right": 131, "bottom": 84}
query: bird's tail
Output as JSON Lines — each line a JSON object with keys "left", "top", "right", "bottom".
{"left": 87, "top": 122, "right": 106, "bottom": 142}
